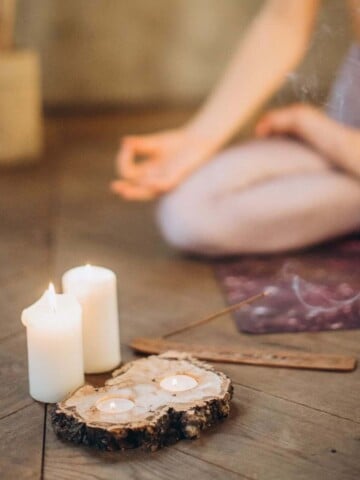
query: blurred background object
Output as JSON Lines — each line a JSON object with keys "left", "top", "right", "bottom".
{"left": 0, "top": 0, "right": 43, "bottom": 166}
{"left": 15, "top": 0, "right": 350, "bottom": 110}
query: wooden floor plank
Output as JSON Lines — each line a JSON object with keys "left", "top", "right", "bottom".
{"left": 43, "top": 135, "right": 240, "bottom": 479}
{"left": 44, "top": 417, "right": 243, "bottom": 480}
{"left": 176, "top": 320, "right": 360, "bottom": 423}
{"left": 0, "top": 137, "right": 56, "bottom": 479}
{"left": 0, "top": 334, "right": 36, "bottom": 419}
{"left": 0, "top": 158, "right": 54, "bottom": 340}
{"left": 176, "top": 388, "right": 360, "bottom": 480}
{"left": 37, "top": 113, "right": 360, "bottom": 479}
{"left": 55, "top": 221, "right": 360, "bottom": 423}
{"left": 0, "top": 403, "right": 45, "bottom": 480}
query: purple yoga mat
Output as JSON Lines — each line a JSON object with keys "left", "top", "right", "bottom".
{"left": 214, "top": 236, "right": 360, "bottom": 334}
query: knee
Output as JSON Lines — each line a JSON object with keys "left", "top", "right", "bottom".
{"left": 156, "top": 191, "right": 195, "bottom": 251}
{"left": 156, "top": 189, "right": 206, "bottom": 252}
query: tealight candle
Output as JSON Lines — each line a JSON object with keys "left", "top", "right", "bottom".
{"left": 96, "top": 396, "right": 135, "bottom": 414}
{"left": 160, "top": 375, "right": 198, "bottom": 392}
{"left": 62, "top": 265, "right": 121, "bottom": 373}
{"left": 21, "top": 284, "right": 84, "bottom": 403}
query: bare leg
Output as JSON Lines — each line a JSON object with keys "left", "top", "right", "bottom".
{"left": 157, "top": 138, "right": 360, "bottom": 255}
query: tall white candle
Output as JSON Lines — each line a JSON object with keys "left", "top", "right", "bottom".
{"left": 21, "top": 284, "right": 84, "bottom": 403}
{"left": 62, "top": 265, "right": 121, "bottom": 373}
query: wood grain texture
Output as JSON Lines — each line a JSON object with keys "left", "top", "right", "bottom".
{"left": 52, "top": 353, "right": 233, "bottom": 452}
{"left": 130, "top": 337, "right": 357, "bottom": 371}
{"left": 0, "top": 334, "right": 35, "bottom": 418}
{"left": 0, "top": 147, "right": 51, "bottom": 479}
{"left": 43, "top": 116, "right": 360, "bottom": 479}
{"left": 2, "top": 110, "right": 360, "bottom": 480}
{"left": 176, "top": 390, "right": 360, "bottom": 480}
{"left": 0, "top": 403, "right": 44, "bottom": 480}
{"left": 176, "top": 320, "right": 360, "bottom": 424}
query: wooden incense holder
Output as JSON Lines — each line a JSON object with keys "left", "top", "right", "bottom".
{"left": 129, "top": 292, "right": 357, "bottom": 372}
{"left": 52, "top": 352, "right": 233, "bottom": 451}
{"left": 130, "top": 337, "right": 356, "bottom": 372}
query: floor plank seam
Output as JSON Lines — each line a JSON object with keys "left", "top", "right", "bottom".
{"left": 232, "top": 380, "right": 360, "bottom": 424}
{"left": 0, "top": 401, "right": 34, "bottom": 422}
{"left": 173, "top": 445, "right": 253, "bottom": 479}
{"left": 0, "top": 329, "right": 24, "bottom": 344}
{"left": 40, "top": 404, "right": 48, "bottom": 480}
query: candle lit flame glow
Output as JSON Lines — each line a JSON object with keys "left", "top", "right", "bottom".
{"left": 96, "top": 396, "right": 135, "bottom": 414}
{"left": 47, "top": 283, "right": 57, "bottom": 313}
{"left": 160, "top": 374, "right": 198, "bottom": 392}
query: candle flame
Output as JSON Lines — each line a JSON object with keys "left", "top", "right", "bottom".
{"left": 47, "top": 283, "right": 57, "bottom": 313}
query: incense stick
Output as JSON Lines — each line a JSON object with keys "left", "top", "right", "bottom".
{"left": 130, "top": 290, "right": 357, "bottom": 371}
{"left": 162, "top": 291, "right": 266, "bottom": 339}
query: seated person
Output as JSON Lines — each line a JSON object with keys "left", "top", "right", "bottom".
{"left": 112, "top": 0, "right": 360, "bottom": 255}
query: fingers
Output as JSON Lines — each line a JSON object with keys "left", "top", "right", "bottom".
{"left": 117, "top": 155, "right": 184, "bottom": 194}
{"left": 123, "top": 135, "right": 160, "bottom": 154}
{"left": 114, "top": 130, "right": 192, "bottom": 198}
{"left": 116, "top": 141, "right": 136, "bottom": 178}
{"left": 255, "top": 107, "right": 297, "bottom": 137}
{"left": 132, "top": 150, "right": 195, "bottom": 193}
{"left": 134, "top": 173, "right": 175, "bottom": 193}
{"left": 110, "top": 180, "right": 159, "bottom": 201}
{"left": 255, "top": 104, "right": 348, "bottom": 161}
{"left": 111, "top": 168, "right": 180, "bottom": 200}
{"left": 116, "top": 136, "right": 160, "bottom": 179}
{"left": 255, "top": 104, "right": 317, "bottom": 138}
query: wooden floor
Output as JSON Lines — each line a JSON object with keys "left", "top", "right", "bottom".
{"left": 1, "top": 110, "right": 360, "bottom": 480}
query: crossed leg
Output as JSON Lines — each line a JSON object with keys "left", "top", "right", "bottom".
{"left": 156, "top": 138, "right": 360, "bottom": 255}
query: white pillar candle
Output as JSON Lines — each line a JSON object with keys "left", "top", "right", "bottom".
{"left": 160, "top": 375, "right": 198, "bottom": 392}
{"left": 62, "top": 265, "right": 121, "bottom": 374}
{"left": 22, "top": 284, "right": 84, "bottom": 403}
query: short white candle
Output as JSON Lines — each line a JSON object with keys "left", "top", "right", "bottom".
{"left": 62, "top": 265, "right": 121, "bottom": 373}
{"left": 160, "top": 375, "right": 198, "bottom": 392}
{"left": 22, "top": 284, "right": 84, "bottom": 403}
{"left": 96, "top": 396, "right": 135, "bottom": 414}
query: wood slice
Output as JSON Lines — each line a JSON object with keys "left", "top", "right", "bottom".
{"left": 51, "top": 352, "right": 233, "bottom": 451}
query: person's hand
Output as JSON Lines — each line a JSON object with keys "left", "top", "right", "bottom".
{"left": 255, "top": 102, "right": 360, "bottom": 177}
{"left": 255, "top": 103, "right": 350, "bottom": 158}
{"left": 111, "top": 129, "right": 212, "bottom": 201}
